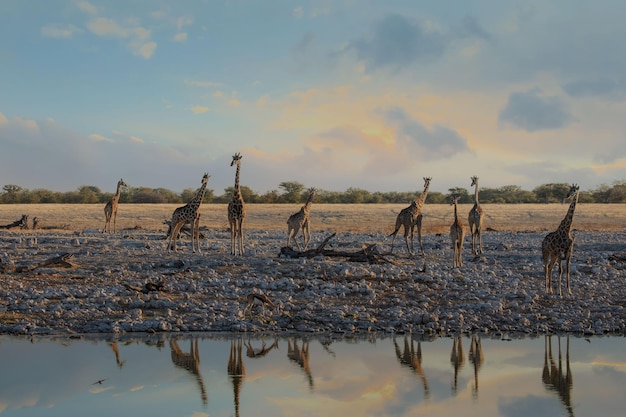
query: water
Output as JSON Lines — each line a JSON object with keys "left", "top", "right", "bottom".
{"left": 0, "top": 333, "right": 623, "bottom": 417}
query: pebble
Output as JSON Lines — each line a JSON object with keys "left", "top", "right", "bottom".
{"left": 0, "top": 229, "right": 625, "bottom": 336}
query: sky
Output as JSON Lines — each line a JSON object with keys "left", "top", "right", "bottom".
{"left": 1, "top": 0, "right": 626, "bottom": 195}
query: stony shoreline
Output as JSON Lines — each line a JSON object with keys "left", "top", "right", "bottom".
{"left": 1, "top": 227, "right": 625, "bottom": 336}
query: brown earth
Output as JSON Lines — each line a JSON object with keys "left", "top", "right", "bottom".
{"left": 0, "top": 203, "right": 624, "bottom": 235}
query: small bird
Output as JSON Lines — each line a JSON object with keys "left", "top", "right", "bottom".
{"left": 92, "top": 378, "right": 107, "bottom": 385}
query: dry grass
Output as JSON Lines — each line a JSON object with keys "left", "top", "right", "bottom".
{"left": 0, "top": 203, "right": 624, "bottom": 235}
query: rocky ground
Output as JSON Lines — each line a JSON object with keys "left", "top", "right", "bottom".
{"left": 1, "top": 225, "right": 625, "bottom": 337}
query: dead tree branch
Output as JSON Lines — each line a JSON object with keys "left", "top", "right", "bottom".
{"left": 15, "top": 253, "right": 77, "bottom": 273}
{"left": 279, "top": 233, "right": 395, "bottom": 264}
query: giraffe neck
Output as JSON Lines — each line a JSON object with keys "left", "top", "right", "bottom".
{"left": 474, "top": 182, "right": 480, "bottom": 206}
{"left": 558, "top": 192, "right": 578, "bottom": 234}
{"left": 415, "top": 183, "right": 430, "bottom": 210}
{"left": 302, "top": 193, "right": 315, "bottom": 213}
{"left": 454, "top": 201, "right": 459, "bottom": 224}
{"left": 190, "top": 182, "right": 208, "bottom": 211}
{"left": 113, "top": 183, "right": 123, "bottom": 201}
{"left": 232, "top": 161, "right": 243, "bottom": 201}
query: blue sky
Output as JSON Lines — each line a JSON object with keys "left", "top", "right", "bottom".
{"left": 1, "top": 0, "right": 625, "bottom": 195}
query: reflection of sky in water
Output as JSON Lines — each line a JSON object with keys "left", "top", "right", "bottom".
{"left": 0, "top": 335, "right": 624, "bottom": 417}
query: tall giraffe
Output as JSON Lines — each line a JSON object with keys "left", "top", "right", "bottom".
{"left": 450, "top": 336, "right": 465, "bottom": 396}
{"left": 393, "top": 336, "right": 430, "bottom": 399}
{"left": 228, "top": 339, "right": 246, "bottom": 417}
{"left": 450, "top": 195, "right": 465, "bottom": 268}
{"left": 468, "top": 175, "right": 485, "bottom": 255}
{"left": 167, "top": 173, "right": 210, "bottom": 253}
{"left": 542, "top": 335, "right": 573, "bottom": 417}
{"left": 542, "top": 184, "right": 579, "bottom": 296}
{"left": 228, "top": 153, "right": 247, "bottom": 256}
{"left": 103, "top": 178, "right": 127, "bottom": 233}
{"left": 389, "top": 177, "right": 432, "bottom": 255}
{"left": 170, "top": 338, "right": 208, "bottom": 406}
{"left": 286, "top": 187, "right": 317, "bottom": 250}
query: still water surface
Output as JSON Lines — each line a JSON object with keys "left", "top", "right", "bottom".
{"left": 0, "top": 333, "right": 624, "bottom": 417}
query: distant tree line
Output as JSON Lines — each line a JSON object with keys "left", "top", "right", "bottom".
{"left": 1, "top": 180, "right": 626, "bottom": 205}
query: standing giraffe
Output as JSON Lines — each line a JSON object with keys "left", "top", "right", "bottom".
{"left": 542, "top": 184, "right": 579, "bottom": 296}
{"left": 389, "top": 177, "right": 432, "bottom": 255}
{"left": 450, "top": 195, "right": 465, "bottom": 268}
{"left": 167, "top": 173, "right": 210, "bottom": 252}
{"left": 103, "top": 178, "right": 127, "bottom": 233}
{"left": 286, "top": 187, "right": 317, "bottom": 250}
{"left": 468, "top": 176, "right": 485, "bottom": 255}
{"left": 228, "top": 153, "right": 247, "bottom": 256}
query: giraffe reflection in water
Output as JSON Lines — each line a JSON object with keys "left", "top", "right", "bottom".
{"left": 393, "top": 336, "right": 430, "bottom": 399}
{"left": 170, "top": 338, "right": 208, "bottom": 406}
{"left": 450, "top": 336, "right": 465, "bottom": 395}
{"left": 542, "top": 335, "right": 574, "bottom": 417}
{"left": 109, "top": 342, "right": 126, "bottom": 369}
{"left": 228, "top": 339, "right": 246, "bottom": 417}
{"left": 288, "top": 338, "right": 314, "bottom": 390}
{"left": 468, "top": 335, "right": 484, "bottom": 399}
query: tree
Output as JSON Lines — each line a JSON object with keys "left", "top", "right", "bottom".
{"left": 446, "top": 187, "right": 471, "bottom": 203}
{"left": 533, "top": 183, "right": 571, "bottom": 203}
{"left": 279, "top": 181, "right": 305, "bottom": 203}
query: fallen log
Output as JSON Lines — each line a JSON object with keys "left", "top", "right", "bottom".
{"left": 15, "top": 253, "right": 77, "bottom": 272}
{"left": 0, "top": 214, "right": 29, "bottom": 230}
{"left": 279, "top": 233, "right": 395, "bottom": 264}
{"left": 123, "top": 282, "right": 166, "bottom": 293}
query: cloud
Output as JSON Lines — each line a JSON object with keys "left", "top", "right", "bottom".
{"left": 173, "top": 32, "right": 187, "bottom": 42}
{"left": 41, "top": 24, "right": 82, "bottom": 39}
{"left": 292, "top": 7, "right": 304, "bottom": 19}
{"left": 383, "top": 107, "right": 470, "bottom": 159}
{"left": 129, "top": 136, "right": 145, "bottom": 144}
{"left": 86, "top": 17, "right": 156, "bottom": 59}
{"left": 498, "top": 89, "right": 574, "bottom": 132}
{"left": 347, "top": 14, "right": 446, "bottom": 72}
{"left": 89, "top": 134, "right": 113, "bottom": 142}
{"left": 191, "top": 106, "right": 209, "bottom": 114}
{"left": 563, "top": 77, "right": 626, "bottom": 100}
{"left": 75, "top": 0, "right": 98, "bottom": 15}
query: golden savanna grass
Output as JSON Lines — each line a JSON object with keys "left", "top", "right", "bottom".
{"left": 0, "top": 203, "right": 624, "bottom": 234}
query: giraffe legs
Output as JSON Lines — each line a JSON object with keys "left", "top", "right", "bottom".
{"left": 168, "top": 221, "right": 185, "bottom": 251}
{"left": 415, "top": 214, "right": 424, "bottom": 255}
{"left": 302, "top": 219, "right": 310, "bottom": 250}
{"left": 287, "top": 224, "right": 302, "bottom": 250}
{"left": 230, "top": 218, "right": 245, "bottom": 256}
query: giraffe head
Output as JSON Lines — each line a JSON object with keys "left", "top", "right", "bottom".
{"left": 449, "top": 194, "right": 460, "bottom": 206}
{"left": 566, "top": 183, "right": 579, "bottom": 200}
{"left": 471, "top": 176, "right": 479, "bottom": 187}
{"left": 231, "top": 153, "right": 243, "bottom": 166}
{"left": 118, "top": 178, "right": 128, "bottom": 188}
{"left": 201, "top": 172, "right": 210, "bottom": 185}
{"left": 423, "top": 177, "right": 432, "bottom": 188}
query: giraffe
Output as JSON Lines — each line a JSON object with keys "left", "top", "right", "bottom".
{"left": 167, "top": 173, "right": 210, "bottom": 253}
{"left": 450, "top": 195, "right": 466, "bottom": 268}
{"left": 389, "top": 177, "right": 432, "bottom": 255}
{"left": 542, "top": 335, "right": 574, "bottom": 417}
{"left": 541, "top": 184, "right": 579, "bottom": 296}
{"left": 468, "top": 175, "right": 485, "bottom": 255}
{"left": 171, "top": 338, "right": 208, "bottom": 406}
{"left": 228, "top": 339, "right": 246, "bottom": 417}
{"left": 288, "top": 338, "right": 314, "bottom": 390}
{"left": 468, "top": 334, "right": 484, "bottom": 399}
{"left": 103, "top": 178, "right": 127, "bottom": 233}
{"left": 286, "top": 187, "right": 317, "bottom": 250}
{"left": 450, "top": 336, "right": 465, "bottom": 396}
{"left": 393, "top": 336, "right": 430, "bottom": 399}
{"left": 228, "top": 153, "right": 247, "bottom": 256}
